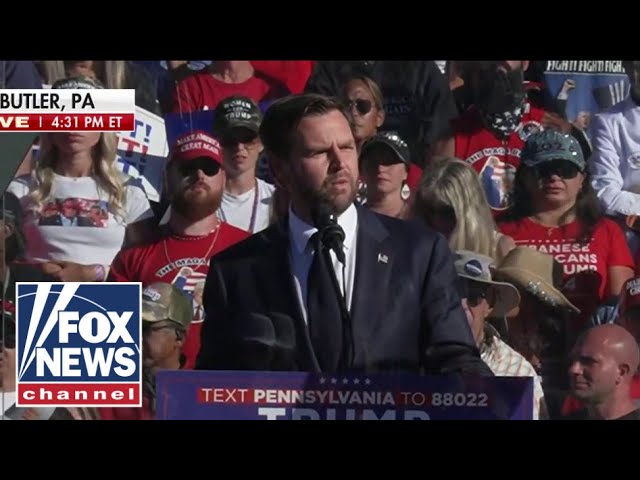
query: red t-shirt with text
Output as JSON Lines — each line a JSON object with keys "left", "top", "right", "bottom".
{"left": 171, "top": 70, "right": 289, "bottom": 113}
{"left": 498, "top": 217, "right": 634, "bottom": 328}
{"left": 108, "top": 223, "right": 251, "bottom": 369}
{"left": 452, "top": 104, "right": 546, "bottom": 213}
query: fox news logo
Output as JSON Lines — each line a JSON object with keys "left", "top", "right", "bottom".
{"left": 15, "top": 282, "right": 142, "bottom": 407}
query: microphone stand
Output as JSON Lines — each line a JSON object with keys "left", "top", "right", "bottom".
{"left": 319, "top": 242, "right": 355, "bottom": 371}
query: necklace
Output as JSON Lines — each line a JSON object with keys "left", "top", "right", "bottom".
{"left": 219, "top": 179, "right": 260, "bottom": 232}
{"left": 163, "top": 223, "right": 222, "bottom": 274}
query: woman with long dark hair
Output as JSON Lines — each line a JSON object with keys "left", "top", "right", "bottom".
{"left": 498, "top": 129, "right": 634, "bottom": 341}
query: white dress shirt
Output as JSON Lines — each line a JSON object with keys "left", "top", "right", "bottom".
{"left": 288, "top": 203, "right": 358, "bottom": 324}
{"left": 590, "top": 96, "right": 640, "bottom": 216}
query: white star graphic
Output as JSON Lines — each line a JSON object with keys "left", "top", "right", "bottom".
{"left": 365, "top": 378, "right": 371, "bottom": 385}
{"left": 342, "top": 378, "right": 349, "bottom": 385}
{"left": 354, "top": 378, "right": 360, "bottom": 385}
{"left": 319, "top": 377, "right": 326, "bottom": 384}
{"left": 331, "top": 378, "right": 337, "bottom": 384}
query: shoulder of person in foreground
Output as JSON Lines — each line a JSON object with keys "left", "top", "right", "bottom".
{"left": 378, "top": 214, "right": 494, "bottom": 376}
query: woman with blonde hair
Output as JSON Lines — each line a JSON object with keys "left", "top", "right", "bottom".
{"left": 6, "top": 77, "right": 154, "bottom": 282}
{"left": 412, "top": 158, "right": 515, "bottom": 262}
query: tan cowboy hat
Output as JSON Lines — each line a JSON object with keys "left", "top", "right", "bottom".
{"left": 453, "top": 250, "right": 521, "bottom": 318}
{"left": 495, "top": 246, "right": 580, "bottom": 314}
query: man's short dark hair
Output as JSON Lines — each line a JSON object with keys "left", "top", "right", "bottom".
{"left": 259, "top": 94, "right": 353, "bottom": 161}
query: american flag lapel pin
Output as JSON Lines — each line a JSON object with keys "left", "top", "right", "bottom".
{"left": 377, "top": 253, "right": 388, "bottom": 264}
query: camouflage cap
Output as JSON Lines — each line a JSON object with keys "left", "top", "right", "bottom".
{"left": 142, "top": 282, "right": 193, "bottom": 331}
{"left": 520, "top": 129, "right": 585, "bottom": 170}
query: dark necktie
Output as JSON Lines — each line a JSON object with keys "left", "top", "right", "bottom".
{"left": 306, "top": 232, "right": 344, "bottom": 372}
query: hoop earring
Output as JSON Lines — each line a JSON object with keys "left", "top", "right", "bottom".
{"left": 401, "top": 181, "right": 411, "bottom": 201}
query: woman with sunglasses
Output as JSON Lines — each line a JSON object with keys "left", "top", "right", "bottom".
{"left": 342, "top": 75, "right": 385, "bottom": 153}
{"left": 498, "top": 129, "right": 634, "bottom": 342}
{"left": 412, "top": 158, "right": 516, "bottom": 263}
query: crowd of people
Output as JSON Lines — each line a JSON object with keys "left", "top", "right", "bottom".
{"left": 2, "top": 60, "right": 640, "bottom": 421}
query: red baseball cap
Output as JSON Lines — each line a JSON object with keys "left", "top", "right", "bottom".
{"left": 620, "top": 277, "right": 640, "bottom": 316}
{"left": 170, "top": 130, "right": 222, "bottom": 165}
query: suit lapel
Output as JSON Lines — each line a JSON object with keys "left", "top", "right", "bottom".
{"left": 350, "top": 206, "right": 391, "bottom": 367}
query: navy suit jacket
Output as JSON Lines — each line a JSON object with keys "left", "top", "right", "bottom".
{"left": 197, "top": 205, "right": 492, "bottom": 375}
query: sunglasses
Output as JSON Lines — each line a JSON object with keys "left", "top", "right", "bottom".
{"left": 532, "top": 160, "right": 582, "bottom": 180}
{"left": 466, "top": 283, "right": 496, "bottom": 308}
{"left": 220, "top": 131, "right": 260, "bottom": 149}
{"left": 177, "top": 157, "right": 221, "bottom": 178}
{"left": 344, "top": 98, "right": 373, "bottom": 116}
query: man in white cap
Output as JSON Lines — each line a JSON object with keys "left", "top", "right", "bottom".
{"left": 455, "top": 250, "right": 547, "bottom": 419}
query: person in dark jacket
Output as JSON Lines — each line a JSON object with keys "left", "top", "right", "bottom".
{"left": 305, "top": 61, "right": 458, "bottom": 169}
{"left": 0, "top": 61, "right": 42, "bottom": 89}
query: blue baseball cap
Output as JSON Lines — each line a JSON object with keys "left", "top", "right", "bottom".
{"left": 520, "top": 130, "right": 585, "bottom": 171}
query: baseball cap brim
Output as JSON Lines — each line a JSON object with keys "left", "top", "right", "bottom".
{"left": 361, "top": 139, "right": 409, "bottom": 165}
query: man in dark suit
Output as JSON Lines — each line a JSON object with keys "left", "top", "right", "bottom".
{"left": 197, "top": 94, "right": 492, "bottom": 376}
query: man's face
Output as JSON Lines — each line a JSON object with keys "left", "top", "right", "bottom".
{"left": 278, "top": 110, "right": 359, "bottom": 216}
{"left": 142, "top": 321, "right": 183, "bottom": 371}
{"left": 220, "top": 127, "right": 263, "bottom": 178}
{"left": 568, "top": 336, "right": 620, "bottom": 403}
{"left": 168, "top": 157, "right": 225, "bottom": 220}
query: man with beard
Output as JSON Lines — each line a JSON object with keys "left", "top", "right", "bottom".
{"left": 196, "top": 93, "right": 492, "bottom": 376}
{"left": 108, "top": 131, "right": 251, "bottom": 369}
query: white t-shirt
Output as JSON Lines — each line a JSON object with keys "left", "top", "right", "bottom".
{"left": 8, "top": 173, "right": 153, "bottom": 265}
{"left": 217, "top": 178, "right": 275, "bottom": 233}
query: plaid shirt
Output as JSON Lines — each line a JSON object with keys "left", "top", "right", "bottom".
{"left": 481, "top": 327, "right": 547, "bottom": 420}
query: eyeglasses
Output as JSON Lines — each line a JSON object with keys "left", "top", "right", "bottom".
{"left": 344, "top": 98, "right": 373, "bottom": 116}
{"left": 220, "top": 131, "right": 260, "bottom": 149}
{"left": 532, "top": 160, "right": 582, "bottom": 180}
{"left": 177, "top": 157, "right": 221, "bottom": 177}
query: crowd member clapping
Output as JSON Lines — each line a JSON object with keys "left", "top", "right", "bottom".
{"left": 499, "top": 129, "right": 634, "bottom": 340}
{"left": 6, "top": 77, "right": 154, "bottom": 282}
{"left": 108, "top": 131, "right": 250, "bottom": 369}
{"left": 563, "top": 324, "right": 640, "bottom": 420}
{"left": 359, "top": 132, "right": 411, "bottom": 219}
{"left": 412, "top": 158, "right": 515, "bottom": 262}
{"left": 454, "top": 250, "right": 546, "bottom": 419}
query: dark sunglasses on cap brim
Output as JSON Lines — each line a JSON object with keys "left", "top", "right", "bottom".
{"left": 531, "top": 160, "right": 583, "bottom": 179}
{"left": 344, "top": 98, "right": 373, "bottom": 116}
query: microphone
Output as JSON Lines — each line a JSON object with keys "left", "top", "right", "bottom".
{"left": 311, "top": 200, "right": 346, "bottom": 265}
